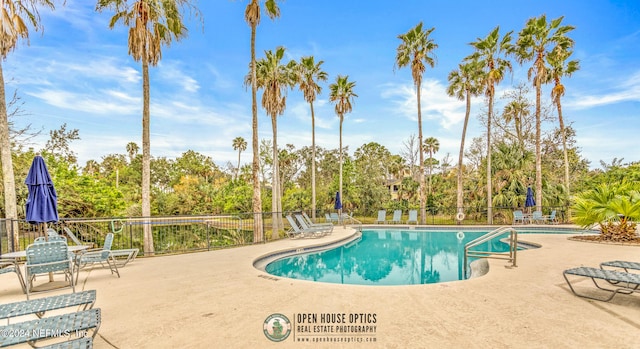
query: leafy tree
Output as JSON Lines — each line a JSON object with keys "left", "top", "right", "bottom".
{"left": 0, "top": 0, "right": 57, "bottom": 250}
{"left": 329, "top": 75, "right": 357, "bottom": 217}
{"left": 296, "top": 56, "right": 327, "bottom": 219}
{"left": 466, "top": 26, "right": 512, "bottom": 224}
{"left": 97, "top": 0, "right": 200, "bottom": 254}
{"left": 45, "top": 123, "right": 80, "bottom": 164}
{"left": 244, "top": 0, "right": 282, "bottom": 243}
{"left": 395, "top": 22, "right": 437, "bottom": 224}
{"left": 515, "top": 15, "right": 575, "bottom": 213}
{"left": 253, "top": 46, "right": 297, "bottom": 238}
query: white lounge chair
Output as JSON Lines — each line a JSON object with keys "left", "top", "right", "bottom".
{"left": 391, "top": 210, "right": 402, "bottom": 224}
{"left": 74, "top": 233, "right": 120, "bottom": 283}
{"left": 407, "top": 210, "right": 418, "bottom": 224}
{"left": 375, "top": 210, "right": 387, "bottom": 224}
{"left": 285, "top": 215, "right": 326, "bottom": 238}
{"left": 297, "top": 214, "right": 333, "bottom": 234}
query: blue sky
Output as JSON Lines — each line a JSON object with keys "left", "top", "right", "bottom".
{"left": 5, "top": 0, "right": 640, "bottom": 170}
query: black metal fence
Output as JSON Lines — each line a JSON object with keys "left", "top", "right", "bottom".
{"left": 0, "top": 206, "right": 569, "bottom": 256}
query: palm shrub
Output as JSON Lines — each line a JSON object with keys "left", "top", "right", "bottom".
{"left": 572, "top": 183, "right": 640, "bottom": 242}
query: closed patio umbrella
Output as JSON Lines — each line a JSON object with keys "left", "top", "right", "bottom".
{"left": 525, "top": 187, "right": 535, "bottom": 213}
{"left": 25, "top": 155, "right": 59, "bottom": 230}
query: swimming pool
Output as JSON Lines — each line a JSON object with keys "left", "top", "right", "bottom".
{"left": 263, "top": 228, "right": 581, "bottom": 286}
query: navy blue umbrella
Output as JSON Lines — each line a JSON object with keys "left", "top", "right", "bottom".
{"left": 525, "top": 187, "right": 535, "bottom": 209}
{"left": 334, "top": 191, "right": 342, "bottom": 210}
{"left": 25, "top": 155, "right": 59, "bottom": 225}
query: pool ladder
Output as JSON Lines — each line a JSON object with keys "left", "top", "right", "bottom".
{"left": 463, "top": 226, "right": 518, "bottom": 278}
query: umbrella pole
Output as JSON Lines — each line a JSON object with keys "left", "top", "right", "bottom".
{"left": 40, "top": 223, "right": 55, "bottom": 282}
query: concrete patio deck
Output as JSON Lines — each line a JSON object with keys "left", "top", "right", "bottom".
{"left": 1, "top": 226, "right": 639, "bottom": 348}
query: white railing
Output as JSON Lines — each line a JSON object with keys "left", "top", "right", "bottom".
{"left": 463, "top": 226, "right": 518, "bottom": 278}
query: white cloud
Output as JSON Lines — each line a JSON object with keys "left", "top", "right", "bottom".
{"left": 380, "top": 79, "right": 466, "bottom": 129}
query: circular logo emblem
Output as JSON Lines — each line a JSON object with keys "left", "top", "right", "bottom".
{"left": 263, "top": 313, "right": 291, "bottom": 342}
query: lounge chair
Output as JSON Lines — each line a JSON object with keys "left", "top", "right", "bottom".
{"left": 512, "top": 210, "right": 526, "bottom": 225}
{"left": 407, "top": 210, "right": 418, "bottom": 224}
{"left": 0, "top": 259, "right": 26, "bottom": 293}
{"left": 63, "top": 227, "right": 92, "bottom": 246}
{"left": 600, "top": 260, "right": 640, "bottom": 273}
{"left": 74, "top": 233, "right": 120, "bottom": 283}
{"left": 285, "top": 215, "right": 325, "bottom": 238}
{"left": 25, "top": 241, "right": 75, "bottom": 299}
{"left": 531, "top": 211, "right": 544, "bottom": 224}
{"left": 302, "top": 212, "right": 334, "bottom": 231}
{"left": 375, "top": 210, "right": 387, "bottom": 224}
{"left": 541, "top": 210, "right": 557, "bottom": 224}
{"left": 330, "top": 213, "right": 341, "bottom": 224}
{"left": 563, "top": 266, "right": 640, "bottom": 302}
{"left": 325, "top": 213, "right": 339, "bottom": 224}
{"left": 391, "top": 210, "right": 402, "bottom": 224}
{"left": 295, "top": 214, "right": 333, "bottom": 234}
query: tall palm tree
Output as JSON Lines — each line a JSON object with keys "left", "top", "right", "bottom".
{"left": 296, "top": 56, "right": 327, "bottom": 219}
{"left": 446, "top": 59, "right": 483, "bottom": 219}
{"left": 515, "top": 15, "right": 575, "bottom": 212}
{"left": 329, "top": 75, "right": 357, "bottom": 218}
{"left": 547, "top": 48, "right": 579, "bottom": 216}
{"left": 465, "top": 26, "right": 512, "bottom": 224}
{"left": 245, "top": 0, "right": 281, "bottom": 243}
{"left": 97, "top": 0, "right": 199, "bottom": 254}
{"left": 0, "top": 0, "right": 55, "bottom": 250}
{"left": 232, "top": 137, "right": 247, "bottom": 180}
{"left": 253, "top": 46, "right": 297, "bottom": 239}
{"left": 395, "top": 22, "right": 437, "bottom": 225}
{"left": 423, "top": 137, "right": 439, "bottom": 198}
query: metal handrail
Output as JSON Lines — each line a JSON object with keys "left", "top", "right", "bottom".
{"left": 463, "top": 226, "right": 518, "bottom": 278}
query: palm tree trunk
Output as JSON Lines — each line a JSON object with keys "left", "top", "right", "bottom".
{"left": 339, "top": 115, "right": 343, "bottom": 218}
{"left": 0, "top": 63, "right": 19, "bottom": 251}
{"left": 141, "top": 59, "right": 154, "bottom": 255}
{"left": 417, "top": 81, "right": 425, "bottom": 225}
{"left": 535, "top": 80, "right": 542, "bottom": 212}
{"left": 250, "top": 23, "right": 263, "bottom": 243}
{"left": 557, "top": 99, "right": 571, "bottom": 219}
{"left": 271, "top": 114, "right": 280, "bottom": 239}
{"left": 310, "top": 101, "right": 317, "bottom": 219}
{"left": 236, "top": 149, "right": 241, "bottom": 180}
{"left": 487, "top": 92, "right": 494, "bottom": 225}
{"left": 457, "top": 89, "right": 471, "bottom": 220}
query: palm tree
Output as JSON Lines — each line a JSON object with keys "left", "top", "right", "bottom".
{"left": 0, "top": 0, "right": 55, "bottom": 250}
{"left": 515, "top": 15, "right": 575, "bottom": 213}
{"left": 446, "top": 59, "right": 483, "bottom": 219}
{"left": 245, "top": 0, "right": 281, "bottom": 243}
{"left": 232, "top": 137, "right": 248, "bottom": 181}
{"left": 395, "top": 22, "right": 438, "bottom": 225}
{"left": 423, "top": 137, "right": 439, "bottom": 198}
{"left": 465, "top": 26, "right": 513, "bottom": 224}
{"left": 97, "top": 0, "right": 199, "bottom": 254}
{"left": 547, "top": 48, "right": 579, "bottom": 216}
{"left": 296, "top": 56, "right": 328, "bottom": 219}
{"left": 253, "top": 46, "right": 297, "bottom": 239}
{"left": 329, "top": 75, "right": 357, "bottom": 218}
{"left": 126, "top": 142, "right": 139, "bottom": 163}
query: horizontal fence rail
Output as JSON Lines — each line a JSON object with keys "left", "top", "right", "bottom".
{"left": 0, "top": 206, "right": 569, "bottom": 256}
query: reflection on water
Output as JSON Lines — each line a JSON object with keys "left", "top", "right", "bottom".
{"left": 265, "top": 230, "right": 511, "bottom": 285}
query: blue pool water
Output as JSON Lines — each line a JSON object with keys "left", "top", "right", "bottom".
{"left": 264, "top": 229, "right": 569, "bottom": 286}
